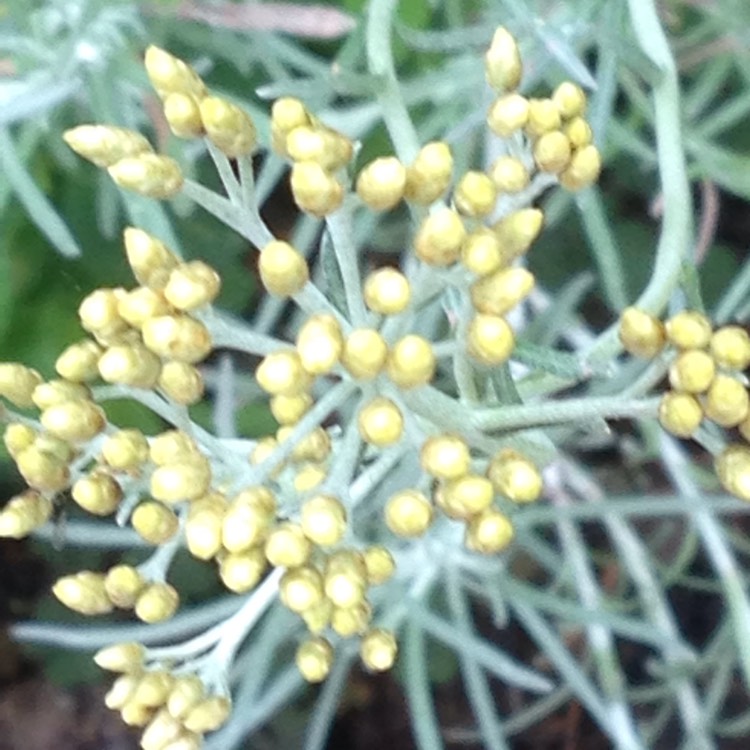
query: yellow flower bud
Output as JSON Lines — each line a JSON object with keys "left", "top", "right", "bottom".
{"left": 665, "top": 310, "right": 713, "bottom": 350}
{"left": 387, "top": 335, "right": 435, "bottom": 388}
{"left": 78, "top": 287, "right": 128, "bottom": 340}
{"left": 488, "top": 156, "right": 530, "bottom": 193}
{"left": 658, "top": 391, "right": 703, "bottom": 438}
{"left": 441, "top": 474, "right": 494, "bottom": 517}
{"left": 296, "top": 313, "right": 344, "bottom": 375}
{"left": 41, "top": 399, "right": 106, "bottom": 443}
{"left": 533, "top": 130, "right": 572, "bottom": 173}
{"left": 280, "top": 565, "right": 325, "bottom": 613}
{"left": 341, "top": 328, "right": 388, "bottom": 380}
{"left": 150, "top": 457, "right": 212, "bottom": 504}
{"left": 163, "top": 92, "right": 204, "bottom": 138}
{"left": 163, "top": 261, "right": 221, "bottom": 312}
{"left": 363, "top": 267, "right": 411, "bottom": 315}
{"left": 285, "top": 124, "right": 352, "bottom": 171}
{"left": 3, "top": 423, "right": 37, "bottom": 460}
{"left": 15, "top": 445, "right": 70, "bottom": 492}
{"left": 357, "top": 396, "right": 404, "bottom": 447}
{"left": 123, "top": 227, "right": 180, "bottom": 290}
{"left": 264, "top": 522, "right": 312, "bottom": 568}
{"left": 94, "top": 641, "right": 145, "bottom": 672}
{"left": 385, "top": 489, "right": 433, "bottom": 537}
{"left": 470, "top": 267, "right": 535, "bottom": 316}
{"left": 559, "top": 144, "right": 602, "bottom": 190}
{"left": 301, "top": 597, "right": 333, "bottom": 634}
{"left": 105, "top": 673, "right": 140, "bottom": 710}
{"left": 331, "top": 600, "right": 372, "bottom": 637}
{"left": 141, "top": 708, "right": 183, "bottom": 750}
{"left": 32, "top": 379, "right": 91, "bottom": 411}
{"left": 525, "top": 98, "right": 561, "bottom": 137}
{"left": 487, "top": 449, "right": 543, "bottom": 503}
{"left": 142, "top": 314, "right": 212, "bottom": 364}
{"left": 467, "top": 313, "right": 515, "bottom": 366}
{"left": 668, "top": 349, "right": 715, "bottom": 394}
{"left": 249, "top": 436, "right": 282, "bottom": 473}
{"left": 487, "top": 93, "right": 529, "bottom": 137}
{"left": 132, "top": 501, "right": 180, "bottom": 544}
{"left": 414, "top": 207, "right": 466, "bottom": 267}
{"left": 166, "top": 675, "right": 205, "bottom": 720}
{"left": 0, "top": 363, "right": 43, "bottom": 408}
{"left": 222, "top": 487, "right": 276, "bottom": 552}
{"left": 62, "top": 125, "right": 153, "bottom": 168}
{"left": 199, "top": 95, "right": 257, "bottom": 157}
{"left": 53, "top": 571, "right": 113, "bottom": 615}
{"left": 135, "top": 582, "right": 179, "bottom": 623}
{"left": 219, "top": 547, "right": 267, "bottom": 593}
{"left": 454, "top": 171, "right": 497, "bottom": 218}
{"left": 618, "top": 307, "right": 666, "bottom": 358}
{"left": 256, "top": 348, "right": 310, "bottom": 397}
{"left": 270, "top": 97, "right": 311, "bottom": 154}
{"left": 293, "top": 462, "right": 327, "bottom": 493}
{"left": 420, "top": 434, "right": 471, "bottom": 481}
{"left": 710, "top": 326, "right": 750, "bottom": 371}
{"left": 324, "top": 550, "right": 367, "bottom": 608}
{"left": 704, "top": 374, "right": 749, "bottom": 428}
{"left": 72, "top": 470, "right": 123, "bottom": 516}
{"left": 290, "top": 161, "right": 344, "bottom": 216}
{"left": 715, "top": 444, "right": 750, "bottom": 501}
{"left": 104, "top": 564, "right": 145, "bottom": 609}
{"left": 404, "top": 141, "right": 453, "bottom": 205}
{"left": 360, "top": 628, "right": 398, "bottom": 672}
{"left": 185, "top": 494, "right": 227, "bottom": 560}
{"left": 98, "top": 344, "right": 162, "bottom": 389}
{"left": 493, "top": 208, "right": 544, "bottom": 261}
{"left": 133, "top": 669, "right": 175, "bottom": 708}
{"left": 461, "top": 228, "right": 504, "bottom": 277}
{"left": 301, "top": 494, "right": 347, "bottom": 547}
{"left": 564, "top": 117, "right": 593, "bottom": 148}
{"left": 258, "top": 240, "right": 309, "bottom": 296}
{"left": 183, "top": 696, "right": 231, "bottom": 733}
{"left": 144, "top": 46, "right": 206, "bottom": 100}
{"left": 484, "top": 26, "right": 522, "bottom": 91}
{"left": 552, "top": 81, "right": 587, "bottom": 119}
{"left": 0, "top": 490, "right": 53, "bottom": 539}
{"left": 101, "top": 429, "right": 149, "bottom": 472}
{"left": 270, "top": 392, "right": 313, "bottom": 426}
{"left": 356, "top": 156, "right": 406, "bottom": 211}
{"left": 55, "top": 340, "right": 103, "bottom": 383}
{"left": 465, "top": 508, "right": 514, "bottom": 554}
{"left": 296, "top": 636, "right": 334, "bottom": 683}
{"left": 157, "top": 361, "right": 204, "bottom": 405}
{"left": 108, "top": 153, "right": 184, "bottom": 199}
{"left": 363, "top": 545, "right": 396, "bottom": 585}
{"left": 150, "top": 430, "right": 200, "bottom": 465}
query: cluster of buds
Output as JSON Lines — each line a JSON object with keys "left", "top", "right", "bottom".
{"left": 619, "top": 307, "right": 750, "bottom": 499}
{"left": 0, "top": 26, "right": 605, "bottom": 743}
{"left": 96, "top": 642, "right": 230, "bottom": 750}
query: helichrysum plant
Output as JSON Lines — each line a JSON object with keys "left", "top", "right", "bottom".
{"left": 4, "top": 1, "right": 750, "bottom": 748}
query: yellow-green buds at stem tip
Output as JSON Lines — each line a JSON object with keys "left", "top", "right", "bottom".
{"left": 259, "top": 240, "right": 310, "bottom": 297}
{"left": 357, "top": 397, "right": 404, "bottom": 447}
{"left": 144, "top": 45, "right": 206, "bottom": 100}
{"left": 63, "top": 125, "right": 153, "bottom": 168}
{"left": 715, "top": 444, "right": 750, "bottom": 501}
{"left": 356, "top": 156, "right": 406, "bottom": 211}
{"left": 619, "top": 307, "right": 666, "bottom": 358}
{"left": 0, "top": 363, "right": 43, "bottom": 408}
{"left": 199, "top": 96, "right": 257, "bottom": 157}
{"left": 485, "top": 26, "right": 522, "bottom": 92}
{"left": 296, "top": 636, "right": 334, "bottom": 683}
{"left": 360, "top": 628, "right": 398, "bottom": 672}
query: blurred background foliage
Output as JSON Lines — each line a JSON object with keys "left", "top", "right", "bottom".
{"left": 3, "top": 0, "right": 750, "bottom": 747}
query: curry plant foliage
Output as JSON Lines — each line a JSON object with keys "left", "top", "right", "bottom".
{"left": 3, "top": 1, "right": 750, "bottom": 749}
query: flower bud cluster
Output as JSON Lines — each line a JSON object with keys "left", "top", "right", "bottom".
{"left": 619, "top": 307, "right": 750, "bottom": 500}
{"left": 95, "top": 642, "right": 231, "bottom": 748}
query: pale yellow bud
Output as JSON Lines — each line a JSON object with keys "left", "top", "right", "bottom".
{"left": 101, "top": 429, "right": 149, "bottom": 472}
{"left": 552, "top": 81, "right": 587, "bottom": 119}
{"left": 41, "top": 399, "right": 106, "bottom": 443}
{"left": 296, "top": 636, "right": 334, "bottom": 683}
{"left": 525, "top": 98, "right": 561, "bottom": 137}
{"left": 285, "top": 124, "right": 352, "bottom": 171}
{"left": 222, "top": 487, "right": 276, "bottom": 552}
{"left": 387, "top": 335, "right": 435, "bottom": 388}
{"left": 704, "top": 375, "right": 749, "bottom": 428}
{"left": 385, "top": 489, "right": 433, "bottom": 537}
{"left": 0, "top": 490, "right": 53, "bottom": 539}
{"left": 665, "top": 310, "right": 713, "bottom": 350}
{"left": 131, "top": 501, "right": 180, "bottom": 545}
{"left": 485, "top": 26, "right": 522, "bottom": 91}
{"left": 280, "top": 565, "right": 324, "bottom": 613}
{"left": 300, "top": 494, "right": 347, "bottom": 547}
{"left": 487, "top": 93, "right": 529, "bottom": 138}
{"left": 341, "top": 328, "right": 388, "bottom": 380}
{"left": 290, "top": 160, "right": 344, "bottom": 217}
{"left": 360, "top": 628, "right": 398, "bottom": 672}
{"left": 15, "top": 446, "right": 70, "bottom": 492}
{"left": 465, "top": 508, "right": 514, "bottom": 553}
{"left": 565, "top": 117, "right": 593, "bottom": 148}
{"left": 135, "top": 582, "right": 179, "bottom": 623}
{"left": 0, "top": 363, "right": 43, "bottom": 408}
{"left": 200, "top": 96, "right": 257, "bottom": 157}
{"left": 356, "top": 156, "right": 406, "bottom": 210}
{"left": 487, "top": 449, "right": 543, "bottom": 503}
{"left": 142, "top": 314, "right": 212, "bottom": 364}
{"left": 404, "top": 141, "right": 453, "bottom": 204}
{"left": 164, "top": 261, "right": 221, "bottom": 311}
{"left": 454, "top": 171, "right": 497, "bottom": 217}
{"left": 711, "top": 326, "right": 750, "bottom": 371}
{"left": 363, "top": 267, "right": 411, "bottom": 315}
{"left": 163, "top": 92, "right": 204, "bottom": 138}
{"left": 104, "top": 564, "right": 145, "bottom": 609}
{"left": 259, "top": 240, "right": 309, "bottom": 296}
{"left": 166, "top": 676, "right": 205, "bottom": 720}
{"left": 533, "top": 131, "right": 572, "bottom": 173}
{"left": 150, "top": 430, "right": 200, "bottom": 466}
{"left": 150, "top": 457, "right": 212, "bottom": 504}
{"left": 296, "top": 313, "right": 344, "bottom": 375}
{"left": 715, "top": 444, "right": 750, "bottom": 501}
{"left": 183, "top": 696, "right": 231, "bottom": 733}
{"left": 493, "top": 208, "right": 544, "bottom": 261}
{"left": 98, "top": 344, "right": 162, "bottom": 389}
{"left": 72, "top": 470, "right": 123, "bottom": 516}
{"left": 123, "top": 227, "right": 180, "bottom": 290}
{"left": 141, "top": 709, "right": 183, "bottom": 750}
{"left": 108, "top": 153, "right": 184, "bottom": 199}
{"left": 668, "top": 349, "right": 715, "bottom": 394}
{"left": 658, "top": 392, "right": 703, "bottom": 438}
{"left": 53, "top": 571, "right": 113, "bottom": 615}
{"left": 158, "top": 361, "right": 204, "bottom": 405}
{"left": 94, "top": 641, "right": 145, "bottom": 672}
{"left": 414, "top": 207, "right": 466, "bottom": 267}
{"left": 461, "top": 229, "right": 504, "bottom": 277}
{"left": 219, "top": 547, "right": 267, "bottom": 593}
{"left": 420, "top": 434, "right": 471, "bottom": 480}
{"left": 467, "top": 313, "right": 515, "bottom": 366}
{"left": 63, "top": 125, "right": 153, "bottom": 168}
{"left": 488, "top": 156, "right": 530, "bottom": 193}
{"left": 256, "top": 349, "right": 309, "bottom": 396}
{"left": 619, "top": 307, "right": 666, "bottom": 358}
{"left": 3, "top": 423, "right": 37, "bottom": 460}
{"left": 270, "top": 97, "right": 311, "bottom": 154}
{"left": 270, "top": 392, "right": 313, "bottom": 426}
{"left": 264, "top": 522, "right": 312, "bottom": 568}
{"left": 144, "top": 46, "right": 206, "bottom": 100}
{"left": 470, "top": 267, "right": 535, "bottom": 316}
{"left": 357, "top": 396, "right": 404, "bottom": 447}
{"left": 363, "top": 546, "right": 396, "bottom": 585}
{"left": 55, "top": 340, "right": 103, "bottom": 383}
{"left": 559, "top": 144, "right": 602, "bottom": 191}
